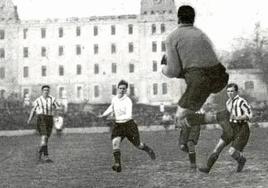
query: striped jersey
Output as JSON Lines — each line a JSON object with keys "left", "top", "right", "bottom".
{"left": 33, "top": 95, "right": 60, "bottom": 116}
{"left": 226, "top": 95, "right": 252, "bottom": 123}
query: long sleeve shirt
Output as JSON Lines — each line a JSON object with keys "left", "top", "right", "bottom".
{"left": 164, "top": 24, "right": 219, "bottom": 78}
{"left": 226, "top": 95, "right": 253, "bottom": 123}
{"left": 102, "top": 95, "right": 132, "bottom": 123}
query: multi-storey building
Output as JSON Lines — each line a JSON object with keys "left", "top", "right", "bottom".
{"left": 2, "top": 0, "right": 185, "bottom": 104}
{"left": 1, "top": 0, "right": 267, "bottom": 104}
{"left": 0, "top": 0, "right": 19, "bottom": 98}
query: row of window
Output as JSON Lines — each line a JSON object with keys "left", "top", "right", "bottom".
{"left": 24, "top": 82, "right": 167, "bottom": 100}
{"left": 20, "top": 23, "right": 166, "bottom": 39}
{"left": 3, "top": 60, "right": 159, "bottom": 79}
{"left": 1, "top": 23, "right": 168, "bottom": 41}
{"left": 151, "top": 24, "right": 166, "bottom": 34}
{"left": 22, "top": 63, "right": 138, "bottom": 78}
{"left": 143, "top": 9, "right": 174, "bottom": 15}
{"left": 22, "top": 80, "right": 256, "bottom": 100}
{"left": 19, "top": 41, "right": 165, "bottom": 58}
{"left": 23, "top": 25, "right": 135, "bottom": 39}
{"left": 153, "top": 83, "right": 168, "bottom": 95}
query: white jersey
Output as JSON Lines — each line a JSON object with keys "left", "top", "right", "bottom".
{"left": 102, "top": 95, "right": 132, "bottom": 123}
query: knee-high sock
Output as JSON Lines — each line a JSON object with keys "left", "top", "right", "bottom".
{"left": 207, "top": 153, "right": 219, "bottom": 170}
{"left": 43, "top": 145, "right": 48, "bottom": 156}
{"left": 189, "top": 152, "right": 196, "bottom": 165}
{"left": 231, "top": 150, "right": 243, "bottom": 162}
{"left": 39, "top": 145, "right": 45, "bottom": 155}
{"left": 185, "top": 113, "right": 207, "bottom": 126}
{"left": 140, "top": 143, "right": 151, "bottom": 152}
{"left": 113, "top": 149, "right": 121, "bottom": 165}
{"left": 187, "top": 141, "right": 196, "bottom": 165}
{"left": 186, "top": 112, "right": 223, "bottom": 127}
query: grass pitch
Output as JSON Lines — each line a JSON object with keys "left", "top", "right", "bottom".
{"left": 0, "top": 127, "right": 268, "bottom": 188}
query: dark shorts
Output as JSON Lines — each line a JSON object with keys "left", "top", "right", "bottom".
{"left": 37, "top": 115, "right": 53, "bottom": 137}
{"left": 111, "top": 120, "right": 141, "bottom": 147}
{"left": 179, "top": 63, "right": 229, "bottom": 111}
{"left": 220, "top": 122, "right": 250, "bottom": 152}
{"left": 179, "top": 125, "right": 201, "bottom": 145}
{"left": 160, "top": 120, "right": 173, "bottom": 129}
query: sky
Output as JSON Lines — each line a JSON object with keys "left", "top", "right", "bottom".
{"left": 12, "top": 0, "right": 268, "bottom": 51}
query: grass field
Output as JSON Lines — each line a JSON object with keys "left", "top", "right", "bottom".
{"left": 1, "top": 127, "right": 268, "bottom": 188}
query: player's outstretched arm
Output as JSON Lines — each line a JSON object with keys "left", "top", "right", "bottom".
{"left": 99, "top": 104, "right": 113, "bottom": 118}
{"left": 27, "top": 107, "right": 36, "bottom": 125}
{"left": 161, "top": 38, "right": 183, "bottom": 78}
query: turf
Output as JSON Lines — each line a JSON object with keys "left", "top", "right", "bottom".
{"left": 0, "top": 127, "right": 268, "bottom": 188}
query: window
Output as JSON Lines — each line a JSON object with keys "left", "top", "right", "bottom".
{"left": 94, "top": 64, "right": 99, "bottom": 74}
{"left": 76, "top": 86, "right": 82, "bottom": 99}
{"left": 58, "top": 46, "right": 64, "bottom": 56}
{"left": 23, "top": 47, "right": 28, "bottom": 58}
{"left": 128, "top": 42, "right": 134, "bottom": 53}
{"left": 41, "top": 47, "right": 46, "bottom": 57}
{"left": 160, "top": 24, "right": 165, "bottom": 33}
{"left": 0, "top": 30, "right": 4, "bottom": 40}
{"left": 94, "top": 44, "right": 99, "bottom": 54}
{"left": 152, "top": 41, "right": 157, "bottom": 52}
{"left": 23, "top": 88, "right": 29, "bottom": 97}
{"left": 129, "top": 63, "right": 134, "bottom": 73}
{"left": 59, "top": 65, "right": 64, "bottom": 76}
{"left": 130, "top": 84, "right": 135, "bottom": 96}
{"left": 0, "top": 89, "right": 5, "bottom": 98}
{"left": 151, "top": 24, "right": 156, "bottom": 34}
{"left": 58, "top": 27, "right": 63, "bottom": 38}
{"left": 245, "top": 81, "right": 254, "bottom": 90}
{"left": 23, "top": 66, "right": 29, "bottom": 78}
{"left": 94, "top": 85, "right": 99, "bottom": 98}
{"left": 93, "top": 26, "right": 98, "bottom": 36}
{"left": 41, "top": 66, "right": 46, "bottom": 77}
{"left": 76, "top": 26, "right": 81, "bottom": 36}
{"left": 153, "top": 83, "right": 158, "bottom": 95}
{"left": 112, "top": 85, "right": 117, "bottom": 95}
{"left": 23, "top": 28, "right": 28, "bottom": 39}
{"left": 0, "top": 48, "right": 5, "bottom": 58}
{"left": 162, "top": 83, "right": 167, "bottom": 95}
{"left": 59, "top": 87, "right": 65, "bottom": 99}
{"left": 161, "top": 41, "right": 166, "bottom": 52}
{"left": 111, "top": 25, "right": 116, "bottom": 35}
{"left": 76, "top": 45, "right": 81, "bottom": 55}
{"left": 128, "top": 24, "right": 133, "bottom": 34}
{"left": 111, "top": 63, "right": 117, "bottom": 73}
{"left": 111, "top": 43, "right": 116, "bottom": 54}
{"left": 0, "top": 67, "right": 5, "bottom": 79}
{"left": 76, "top": 64, "right": 82, "bottom": 75}
{"left": 153, "top": 61, "right": 157, "bottom": 72}
{"left": 41, "top": 28, "right": 46, "bottom": 38}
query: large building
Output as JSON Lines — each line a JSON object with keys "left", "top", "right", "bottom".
{"left": 0, "top": 0, "right": 19, "bottom": 98}
{"left": 1, "top": 0, "right": 185, "bottom": 104}
{"left": 0, "top": 0, "right": 267, "bottom": 104}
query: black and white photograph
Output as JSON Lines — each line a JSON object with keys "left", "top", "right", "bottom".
{"left": 0, "top": 0, "right": 268, "bottom": 187}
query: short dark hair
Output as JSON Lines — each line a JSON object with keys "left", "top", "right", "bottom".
{"left": 118, "top": 80, "right": 128, "bottom": 88}
{"left": 227, "top": 83, "right": 238, "bottom": 91}
{"left": 41, "top": 85, "right": 50, "bottom": 90}
{"left": 177, "top": 5, "right": 195, "bottom": 24}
